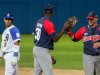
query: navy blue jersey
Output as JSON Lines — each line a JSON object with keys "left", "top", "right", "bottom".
{"left": 69, "top": 25, "right": 100, "bottom": 55}
{"left": 34, "top": 17, "right": 56, "bottom": 50}
{"left": 83, "top": 25, "right": 100, "bottom": 55}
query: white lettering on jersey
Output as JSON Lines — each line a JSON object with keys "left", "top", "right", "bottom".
{"left": 82, "top": 35, "right": 100, "bottom": 42}
{"left": 35, "top": 27, "right": 41, "bottom": 41}
{"left": 35, "top": 23, "right": 42, "bottom": 41}
{"left": 16, "top": 33, "right": 20, "bottom": 37}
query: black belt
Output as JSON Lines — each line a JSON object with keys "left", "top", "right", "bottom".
{"left": 91, "top": 53, "right": 100, "bottom": 56}
{"left": 93, "top": 52, "right": 100, "bottom": 56}
{"left": 3, "top": 52, "right": 9, "bottom": 55}
{"left": 85, "top": 53, "right": 100, "bottom": 56}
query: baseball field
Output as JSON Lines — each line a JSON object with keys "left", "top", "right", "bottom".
{"left": 0, "top": 34, "right": 85, "bottom": 75}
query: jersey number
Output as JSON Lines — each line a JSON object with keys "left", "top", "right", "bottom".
{"left": 4, "top": 34, "right": 9, "bottom": 47}
{"left": 35, "top": 28, "right": 41, "bottom": 41}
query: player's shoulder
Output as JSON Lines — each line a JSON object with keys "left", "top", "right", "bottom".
{"left": 44, "top": 19, "right": 54, "bottom": 26}
{"left": 44, "top": 19, "right": 54, "bottom": 30}
{"left": 37, "top": 17, "right": 46, "bottom": 23}
{"left": 10, "top": 25, "right": 20, "bottom": 33}
{"left": 78, "top": 26, "right": 86, "bottom": 32}
{"left": 10, "top": 25, "right": 19, "bottom": 30}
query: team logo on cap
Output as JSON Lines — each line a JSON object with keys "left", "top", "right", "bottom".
{"left": 7, "top": 13, "right": 10, "bottom": 17}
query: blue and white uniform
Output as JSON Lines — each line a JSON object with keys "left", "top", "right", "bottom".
{"left": 1, "top": 25, "right": 20, "bottom": 75}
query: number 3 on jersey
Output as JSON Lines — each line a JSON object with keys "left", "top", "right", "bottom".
{"left": 35, "top": 27, "right": 41, "bottom": 41}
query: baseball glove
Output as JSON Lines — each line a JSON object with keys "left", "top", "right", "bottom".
{"left": 51, "top": 56, "right": 56, "bottom": 65}
{"left": 66, "top": 16, "right": 78, "bottom": 32}
{"left": 68, "top": 16, "right": 78, "bottom": 27}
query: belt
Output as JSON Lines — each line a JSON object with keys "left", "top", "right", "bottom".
{"left": 3, "top": 52, "right": 10, "bottom": 55}
{"left": 85, "top": 53, "right": 100, "bottom": 56}
{"left": 90, "top": 53, "right": 100, "bottom": 56}
{"left": 93, "top": 52, "right": 100, "bottom": 56}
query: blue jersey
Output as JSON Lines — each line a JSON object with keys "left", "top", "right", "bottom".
{"left": 83, "top": 25, "right": 100, "bottom": 55}
{"left": 34, "top": 17, "right": 56, "bottom": 50}
{"left": 73, "top": 25, "right": 100, "bottom": 55}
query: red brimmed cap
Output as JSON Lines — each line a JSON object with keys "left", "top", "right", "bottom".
{"left": 87, "top": 11, "right": 98, "bottom": 19}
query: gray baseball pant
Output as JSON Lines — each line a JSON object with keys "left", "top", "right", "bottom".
{"left": 83, "top": 54, "right": 100, "bottom": 75}
{"left": 33, "top": 46, "right": 53, "bottom": 75}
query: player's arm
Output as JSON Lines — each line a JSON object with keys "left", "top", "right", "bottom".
{"left": 0, "top": 41, "right": 3, "bottom": 58}
{"left": 0, "top": 41, "right": 4, "bottom": 58}
{"left": 44, "top": 20, "right": 68, "bottom": 42}
{"left": 13, "top": 40, "right": 20, "bottom": 59}
{"left": 51, "top": 27, "right": 66, "bottom": 42}
{"left": 67, "top": 27, "right": 86, "bottom": 42}
{"left": 14, "top": 40, "right": 20, "bottom": 45}
{"left": 0, "top": 50, "right": 3, "bottom": 58}
{"left": 10, "top": 27, "right": 20, "bottom": 66}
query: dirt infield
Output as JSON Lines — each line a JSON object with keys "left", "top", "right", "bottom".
{"left": 0, "top": 68, "right": 85, "bottom": 75}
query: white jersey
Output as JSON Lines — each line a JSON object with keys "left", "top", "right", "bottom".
{"left": 1, "top": 25, "right": 20, "bottom": 52}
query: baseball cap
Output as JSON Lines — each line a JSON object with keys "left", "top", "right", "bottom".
{"left": 44, "top": 4, "right": 53, "bottom": 14}
{"left": 4, "top": 11, "right": 14, "bottom": 20}
{"left": 87, "top": 11, "right": 98, "bottom": 19}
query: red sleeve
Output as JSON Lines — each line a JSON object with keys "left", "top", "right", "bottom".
{"left": 44, "top": 20, "right": 56, "bottom": 35}
{"left": 74, "top": 26, "right": 86, "bottom": 40}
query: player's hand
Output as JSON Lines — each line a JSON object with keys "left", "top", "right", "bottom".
{"left": 63, "top": 21, "right": 70, "bottom": 29}
{"left": 0, "top": 50, "right": 3, "bottom": 58}
{"left": 11, "top": 57, "right": 18, "bottom": 66}
{"left": 63, "top": 21, "right": 72, "bottom": 32}
{"left": 93, "top": 42, "right": 100, "bottom": 49}
{"left": 51, "top": 56, "right": 56, "bottom": 65}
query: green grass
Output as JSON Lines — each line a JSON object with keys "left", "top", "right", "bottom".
{"left": 0, "top": 34, "right": 84, "bottom": 70}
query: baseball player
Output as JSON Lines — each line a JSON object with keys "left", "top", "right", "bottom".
{"left": 66, "top": 11, "right": 100, "bottom": 75}
{"left": 33, "top": 4, "right": 71, "bottom": 75}
{"left": 0, "top": 12, "right": 20, "bottom": 75}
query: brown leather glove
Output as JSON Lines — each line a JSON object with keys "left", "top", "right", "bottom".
{"left": 51, "top": 56, "right": 56, "bottom": 65}
{"left": 66, "top": 16, "right": 78, "bottom": 32}
{"left": 68, "top": 16, "right": 78, "bottom": 26}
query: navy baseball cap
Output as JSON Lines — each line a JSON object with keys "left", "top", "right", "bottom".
{"left": 44, "top": 4, "right": 53, "bottom": 14}
{"left": 87, "top": 11, "right": 98, "bottom": 19}
{"left": 4, "top": 12, "right": 14, "bottom": 20}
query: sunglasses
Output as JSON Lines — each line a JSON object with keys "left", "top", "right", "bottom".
{"left": 5, "top": 18, "right": 13, "bottom": 20}
{"left": 87, "top": 18, "right": 94, "bottom": 21}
